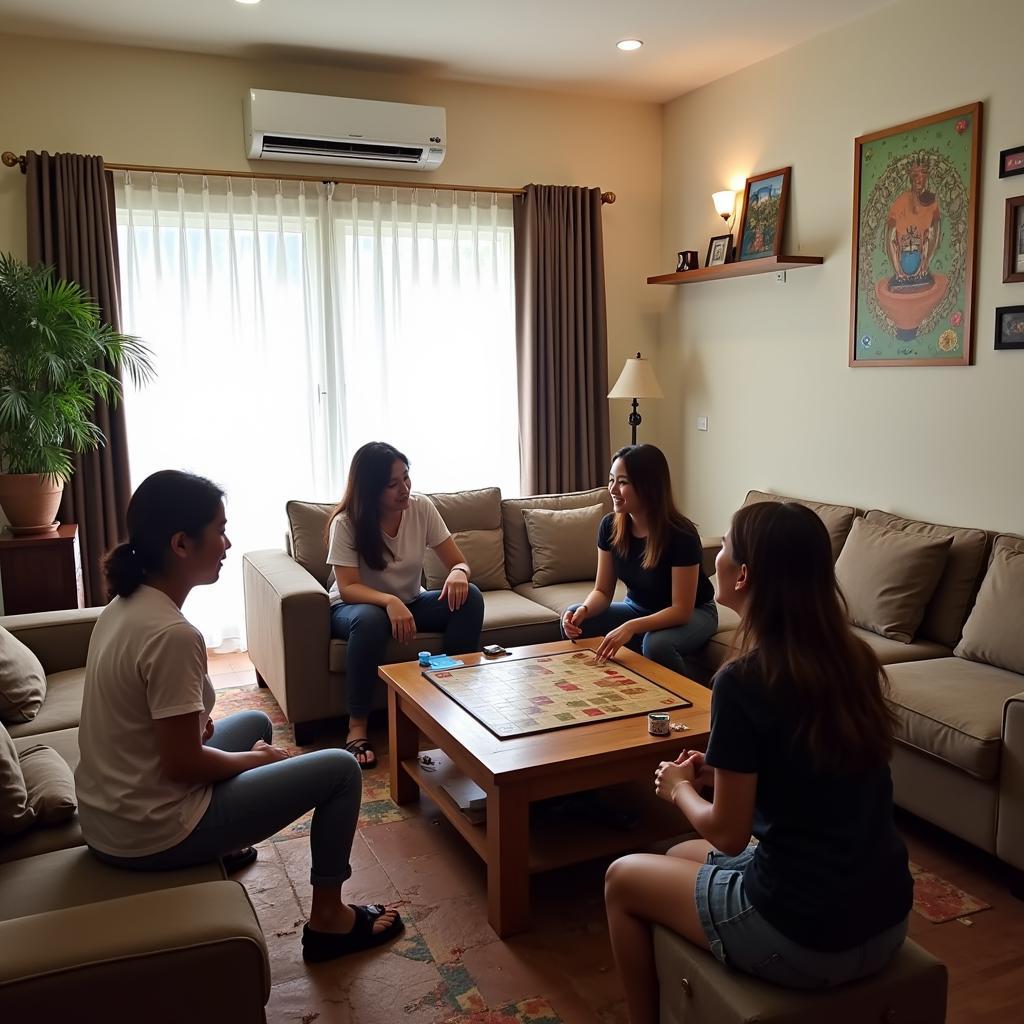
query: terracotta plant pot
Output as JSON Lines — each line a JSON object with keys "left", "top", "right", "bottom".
{"left": 0, "top": 473, "right": 64, "bottom": 534}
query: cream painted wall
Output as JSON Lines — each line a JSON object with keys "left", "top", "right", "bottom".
{"left": 658, "top": 0, "right": 1024, "bottom": 537}
{"left": 0, "top": 31, "right": 663, "bottom": 456}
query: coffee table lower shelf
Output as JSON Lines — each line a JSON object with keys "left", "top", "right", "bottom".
{"left": 402, "top": 748, "right": 693, "bottom": 876}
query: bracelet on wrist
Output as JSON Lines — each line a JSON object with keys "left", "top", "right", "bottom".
{"left": 451, "top": 566, "right": 469, "bottom": 577}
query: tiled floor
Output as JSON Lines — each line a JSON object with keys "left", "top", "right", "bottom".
{"left": 211, "top": 653, "right": 1024, "bottom": 1024}
{"left": 208, "top": 650, "right": 260, "bottom": 690}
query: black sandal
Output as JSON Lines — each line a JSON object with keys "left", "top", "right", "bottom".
{"left": 222, "top": 847, "right": 258, "bottom": 873}
{"left": 301, "top": 904, "right": 404, "bottom": 962}
{"left": 345, "top": 737, "right": 377, "bottom": 770}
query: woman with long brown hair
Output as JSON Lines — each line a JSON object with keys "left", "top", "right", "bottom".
{"left": 327, "top": 441, "right": 484, "bottom": 768}
{"left": 561, "top": 444, "right": 717, "bottom": 672}
{"left": 605, "top": 502, "right": 912, "bottom": 1022}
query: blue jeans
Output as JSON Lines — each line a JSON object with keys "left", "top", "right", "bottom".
{"left": 330, "top": 584, "right": 485, "bottom": 718}
{"left": 695, "top": 844, "right": 909, "bottom": 989}
{"left": 563, "top": 597, "right": 718, "bottom": 676}
{"left": 91, "top": 711, "right": 362, "bottom": 887}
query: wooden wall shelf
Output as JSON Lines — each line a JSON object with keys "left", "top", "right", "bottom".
{"left": 647, "top": 254, "right": 824, "bottom": 285}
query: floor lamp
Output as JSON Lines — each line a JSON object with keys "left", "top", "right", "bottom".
{"left": 607, "top": 351, "right": 664, "bottom": 446}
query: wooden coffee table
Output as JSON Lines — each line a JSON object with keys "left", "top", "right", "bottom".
{"left": 378, "top": 638, "right": 712, "bottom": 937}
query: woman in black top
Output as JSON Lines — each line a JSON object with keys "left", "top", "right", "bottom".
{"left": 605, "top": 501, "right": 912, "bottom": 1022}
{"left": 561, "top": 444, "right": 717, "bottom": 672}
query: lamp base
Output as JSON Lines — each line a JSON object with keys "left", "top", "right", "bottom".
{"left": 628, "top": 400, "right": 641, "bottom": 446}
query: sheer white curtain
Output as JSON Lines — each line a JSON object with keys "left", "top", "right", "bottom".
{"left": 115, "top": 175, "right": 518, "bottom": 650}
{"left": 116, "top": 173, "right": 327, "bottom": 650}
{"left": 322, "top": 185, "right": 519, "bottom": 498}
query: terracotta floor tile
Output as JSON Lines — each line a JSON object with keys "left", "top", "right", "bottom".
{"left": 408, "top": 893, "right": 498, "bottom": 965}
{"left": 207, "top": 653, "right": 237, "bottom": 676}
{"left": 274, "top": 832, "right": 378, "bottom": 879}
{"left": 364, "top": 813, "right": 470, "bottom": 866}
{"left": 384, "top": 848, "right": 487, "bottom": 903}
{"left": 460, "top": 939, "right": 573, "bottom": 1007}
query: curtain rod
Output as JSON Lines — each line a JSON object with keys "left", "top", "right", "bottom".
{"left": 1, "top": 151, "right": 616, "bottom": 204}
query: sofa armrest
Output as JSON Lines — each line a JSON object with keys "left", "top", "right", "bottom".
{"left": 0, "top": 880, "right": 269, "bottom": 1023}
{"left": 998, "top": 692, "right": 1024, "bottom": 872}
{"left": 699, "top": 535, "right": 723, "bottom": 580}
{"left": 242, "top": 549, "right": 331, "bottom": 725}
{"left": 0, "top": 607, "right": 103, "bottom": 674}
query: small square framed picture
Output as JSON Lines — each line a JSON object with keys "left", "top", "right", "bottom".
{"left": 999, "top": 145, "right": 1024, "bottom": 179}
{"left": 1004, "top": 196, "right": 1024, "bottom": 283}
{"left": 995, "top": 305, "right": 1024, "bottom": 350}
{"left": 705, "top": 234, "right": 733, "bottom": 267}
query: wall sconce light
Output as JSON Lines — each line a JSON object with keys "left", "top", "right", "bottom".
{"left": 712, "top": 190, "right": 737, "bottom": 224}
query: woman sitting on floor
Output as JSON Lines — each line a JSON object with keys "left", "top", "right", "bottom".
{"left": 327, "top": 441, "right": 485, "bottom": 768}
{"left": 75, "top": 470, "right": 402, "bottom": 962}
{"left": 561, "top": 443, "right": 718, "bottom": 673}
{"left": 604, "top": 500, "right": 913, "bottom": 1023}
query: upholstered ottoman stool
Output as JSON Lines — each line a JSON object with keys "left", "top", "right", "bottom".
{"left": 653, "top": 926, "right": 947, "bottom": 1024}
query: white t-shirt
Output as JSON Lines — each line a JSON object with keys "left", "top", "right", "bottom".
{"left": 326, "top": 492, "right": 450, "bottom": 606}
{"left": 75, "top": 585, "right": 216, "bottom": 858}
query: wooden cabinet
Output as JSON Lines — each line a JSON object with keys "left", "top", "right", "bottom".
{"left": 0, "top": 524, "right": 85, "bottom": 615}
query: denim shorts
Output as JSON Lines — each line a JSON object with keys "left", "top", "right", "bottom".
{"left": 694, "top": 844, "right": 908, "bottom": 989}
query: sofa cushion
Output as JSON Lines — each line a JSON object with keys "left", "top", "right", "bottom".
{"left": 850, "top": 627, "right": 951, "bottom": 666}
{"left": 522, "top": 504, "right": 604, "bottom": 586}
{"left": 0, "top": 723, "right": 32, "bottom": 836}
{"left": 513, "top": 579, "right": 628, "bottom": 617}
{"left": 501, "top": 488, "right": 612, "bottom": 587}
{"left": 5, "top": 669, "right": 84, "bottom": 739}
{"left": 0, "top": 626, "right": 47, "bottom": 724}
{"left": 423, "top": 528, "right": 510, "bottom": 592}
{"left": 886, "top": 657, "right": 1024, "bottom": 780}
{"left": 955, "top": 539, "right": 1024, "bottom": 675}
{"left": 743, "top": 490, "right": 856, "bottom": 562}
{"left": 285, "top": 499, "right": 333, "bottom": 589}
{"left": 865, "top": 510, "right": 988, "bottom": 648}
{"left": 427, "top": 487, "right": 502, "bottom": 532}
{"left": 835, "top": 518, "right": 952, "bottom": 643}
{"left": 19, "top": 744, "right": 77, "bottom": 827}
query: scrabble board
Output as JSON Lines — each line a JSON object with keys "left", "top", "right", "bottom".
{"left": 423, "top": 649, "right": 691, "bottom": 738}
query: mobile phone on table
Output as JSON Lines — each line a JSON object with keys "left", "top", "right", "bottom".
{"left": 482, "top": 644, "right": 510, "bottom": 657}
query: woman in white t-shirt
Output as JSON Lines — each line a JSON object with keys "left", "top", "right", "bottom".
{"left": 76, "top": 470, "right": 403, "bottom": 962}
{"left": 327, "top": 442, "right": 485, "bottom": 768}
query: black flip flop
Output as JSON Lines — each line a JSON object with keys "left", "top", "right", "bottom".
{"left": 345, "top": 737, "right": 377, "bottom": 770}
{"left": 301, "top": 904, "right": 404, "bottom": 963}
{"left": 222, "top": 846, "right": 258, "bottom": 873}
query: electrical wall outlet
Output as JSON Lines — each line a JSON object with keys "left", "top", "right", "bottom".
{"left": 696, "top": 416, "right": 709, "bottom": 431}
{"left": 776, "top": 271, "right": 787, "bottom": 283}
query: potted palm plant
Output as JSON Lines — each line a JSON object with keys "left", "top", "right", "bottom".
{"left": 0, "top": 252, "right": 153, "bottom": 533}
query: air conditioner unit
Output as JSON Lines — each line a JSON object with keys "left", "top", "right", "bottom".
{"left": 243, "top": 89, "right": 446, "bottom": 171}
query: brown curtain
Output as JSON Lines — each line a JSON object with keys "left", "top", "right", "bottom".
{"left": 25, "top": 151, "right": 131, "bottom": 606}
{"left": 513, "top": 184, "right": 610, "bottom": 495}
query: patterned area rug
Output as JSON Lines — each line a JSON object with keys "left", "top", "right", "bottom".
{"left": 909, "top": 861, "right": 992, "bottom": 924}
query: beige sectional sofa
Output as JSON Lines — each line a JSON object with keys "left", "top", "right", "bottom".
{"left": 693, "top": 490, "right": 1024, "bottom": 883}
{"left": 0, "top": 609, "right": 270, "bottom": 1023}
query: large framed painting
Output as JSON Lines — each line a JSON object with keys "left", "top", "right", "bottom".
{"left": 737, "top": 167, "right": 790, "bottom": 261}
{"left": 850, "top": 102, "right": 982, "bottom": 367}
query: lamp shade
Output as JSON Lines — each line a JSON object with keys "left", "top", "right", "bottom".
{"left": 712, "top": 190, "right": 736, "bottom": 220}
{"left": 607, "top": 352, "right": 664, "bottom": 400}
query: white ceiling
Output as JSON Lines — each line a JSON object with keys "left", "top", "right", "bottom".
{"left": 0, "top": 0, "right": 896, "bottom": 102}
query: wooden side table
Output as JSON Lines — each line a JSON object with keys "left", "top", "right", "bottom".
{"left": 0, "top": 524, "right": 85, "bottom": 615}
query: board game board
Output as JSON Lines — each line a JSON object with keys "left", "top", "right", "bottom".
{"left": 423, "top": 649, "right": 691, "bottom": 738}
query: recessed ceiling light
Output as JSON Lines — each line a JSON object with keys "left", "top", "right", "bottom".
{"left": 616, "top": 39, "right": 643, "bottom": 51}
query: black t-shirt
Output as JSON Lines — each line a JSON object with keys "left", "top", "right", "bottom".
{"left": 597, "top": 513, "right": 714, "bottom": 612}
{"left": 705, "top": 659, "right": 913, "bottom": 952}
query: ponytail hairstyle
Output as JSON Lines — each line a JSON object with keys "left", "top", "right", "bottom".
{"left": 609, "top": 444, "right": 699, "bottom": 569}
{"left": 326, "top": 441, "right": 410, "bottom": 571}
{"left": 103, "top": 470, "right": 225, "bottom": 599}
{"left": 723, "top": 501, "right": 896, "bottom": 773}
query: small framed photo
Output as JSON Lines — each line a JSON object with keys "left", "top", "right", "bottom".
{"left": 995, "top": 305, "right": 1024, "bottom": 350}
{"left": 705, "top": 234, "right": 733, "bottom": 267}
{"left": 999, "top": 145, "right": 1024, "bottom": 179}
{"left": 1005, "top": 196, "right": 1024, "bottom": 283}
{"left": 737, "top": 167, "right": 790, "bottom": 261}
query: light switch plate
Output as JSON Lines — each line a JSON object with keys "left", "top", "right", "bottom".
{"left": 696, "top": 416, "right": 709, "bottom": 431}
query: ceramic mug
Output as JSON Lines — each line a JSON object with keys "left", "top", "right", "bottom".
{"left": 676, "top": 250, "right": 699, "bottom": 272}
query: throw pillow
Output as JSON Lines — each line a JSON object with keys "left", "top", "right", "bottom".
{"left": 522, "top": 504, "right": 605, "bottom": 587}
{"left": 955, "top": 544, "right": 1024, "bottom": 674}
{"left": 835, "top": 518, "right": 953, "bottom": 644}
{"left": 19, "top": 743, "right": 78, "bottom": 826}
{"left": 423, "top": 528, "right": 511, "bottom": 592}
{"left": 0, "top": 626, "right": 47, "bottom": 724}
{"left": 285, "top": 500, "right": 334, "bottom": 589}
{"left": 0, "top": 722, "right": 34, "bottom": 836}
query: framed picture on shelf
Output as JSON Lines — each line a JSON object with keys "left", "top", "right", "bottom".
{"left": 995, "top": 305, "right": 1024, "bottom": 350}
{"left": 999, "top": 145, "right": 1024, "bottom": 178}
{"left": 705, "top": 234, "right": 733, "bottom": 267}
{"left": 737, "top": 168, "right": 790, "bottom": 261}
{"left": 849, "top": 102, "right": 981, "bottom": 367}
{"left": 1004, "top": 196, "right": 1024, "bottom": 283}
